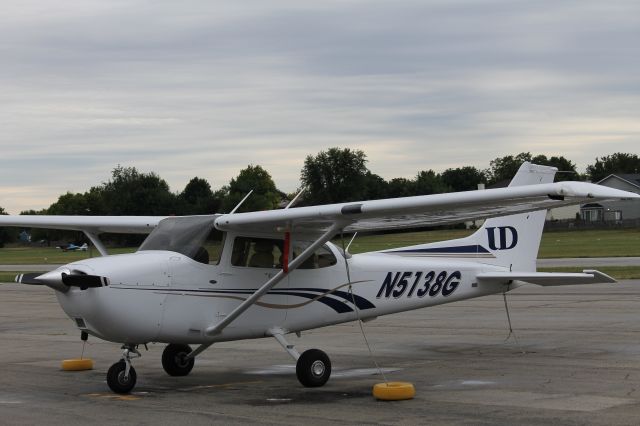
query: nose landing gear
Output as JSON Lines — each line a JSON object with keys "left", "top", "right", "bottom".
{"left": 107, "top": 345, "right": 141, "bottom": 394}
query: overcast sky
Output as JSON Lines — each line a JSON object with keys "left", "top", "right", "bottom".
{"left": 1, "top": 0, "right": 639, "bottom": 214}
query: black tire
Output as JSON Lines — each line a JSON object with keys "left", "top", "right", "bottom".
{"left": 107, "top": 361, "right": 137, "bottom": 394}
{"left": 162, "top": 344, "right": 195, "bottom": 376}
{"left": 296, "top": 349, "right": 331, "bottom": 387}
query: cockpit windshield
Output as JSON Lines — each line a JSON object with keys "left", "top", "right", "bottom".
{"left": 138, "top": 216, "right": 222, "bottom": 263}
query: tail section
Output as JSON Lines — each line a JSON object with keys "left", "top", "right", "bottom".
{"left": 475, "top": 162, "right": 556, "bottom": 271}
{"left": 386, "top": 162, "right": 557, "bottom": 272}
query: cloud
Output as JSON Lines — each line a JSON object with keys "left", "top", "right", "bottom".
{"left": 1, "top": 0, "right": 639, "bottom": 213}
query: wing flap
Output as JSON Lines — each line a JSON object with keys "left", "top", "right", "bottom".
{"left": 477, "top": 269, "right": 616, "bottom": 286}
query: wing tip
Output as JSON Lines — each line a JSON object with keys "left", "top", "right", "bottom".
{"left": 582, "top": 269, "right": 617, "bottom": 283}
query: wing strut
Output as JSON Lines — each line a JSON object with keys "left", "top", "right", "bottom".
{"left": 83, "top": 231, "right": 108, "bottom": 256}
{"left": 205, "top": 223, "right": 343, "bottom": 336}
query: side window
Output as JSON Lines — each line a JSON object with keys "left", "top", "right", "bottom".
{"left": 231, "top": 237, "right": 283, "bottom": 269}
{"left": 294, "top": 244, "right": 337, "bottom": 269}
{"left": 316, "top": 245, "right": 338, "bottom": 268}
{"left": 196, "top": 230, "right": 225, "bottom": 265}
{"left": 231, "top": 238, "right": 337, "bottom": 269}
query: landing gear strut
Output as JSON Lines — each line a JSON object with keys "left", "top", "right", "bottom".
{"left": 107, "top": 345, "right": 140, "bottom": 394}
{"left": 271, "top": 330, "right": 332, "bottom": 388}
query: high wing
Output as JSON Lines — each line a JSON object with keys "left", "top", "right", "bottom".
{"left": 215, "top": 181, "right": 639, "bottom": 235}
{"left": 0, "top": 215, "right": 166, "bottom": 234}
{"left": 1, "top": 170, "right": 638, "bottom": 237}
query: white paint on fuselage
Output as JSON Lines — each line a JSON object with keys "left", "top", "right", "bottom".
{"left": 55, "top": 242, "right": 509, "bottom": 345}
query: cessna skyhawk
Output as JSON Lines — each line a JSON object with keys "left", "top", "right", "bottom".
{"left": 2, "top": 162, "right": 637, "bottom": 393}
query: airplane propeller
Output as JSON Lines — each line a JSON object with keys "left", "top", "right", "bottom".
{"left": 15, "top": 270, "right": 109, "bottom": 291}
{"left": 14, "top": 273, "right": 45, "bottom": 285}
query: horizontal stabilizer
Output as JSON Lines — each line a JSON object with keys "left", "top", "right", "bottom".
{"left": 477, "top": 269, "right": 616, "bottom": 286}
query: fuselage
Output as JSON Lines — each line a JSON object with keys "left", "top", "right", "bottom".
{"left": 55, "top": 239, "right": 509, "bottom": 345}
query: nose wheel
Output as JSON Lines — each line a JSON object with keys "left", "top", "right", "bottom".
{"left": 107, "top": 345, "right": 140, "bottom": 394}
{"left": 107, "top": 361, "right": 137, "bottom": 394}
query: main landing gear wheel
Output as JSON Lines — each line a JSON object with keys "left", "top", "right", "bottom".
{"left": 107, "top": 361, "right": 137, "bottom": 394}
{"left": 296, "top": 349, "right": 331, "bottom": 387}
{"left": 162, "top": 344, "right": 195, "bottom": 376}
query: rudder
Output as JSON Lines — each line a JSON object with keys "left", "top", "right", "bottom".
{"left": 477, "top": 162, "right": 556, "bottom": 271}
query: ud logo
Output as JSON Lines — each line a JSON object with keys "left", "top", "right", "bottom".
{"left": 486, "top": 226, "right": 518, "bottom": 250}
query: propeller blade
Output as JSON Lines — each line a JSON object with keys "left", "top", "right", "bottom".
{"left": 16, "top": 270, "right": 110, "bottom": 291}
{"left": 15, "top": 273, "right": 46, "bottom": 285}
{"left": 61, "top": 273, "right": 109, "bottom": 289}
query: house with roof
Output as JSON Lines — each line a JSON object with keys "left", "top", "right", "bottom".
{"left": 581, "top": 174, "right": 640, "bottom": 222}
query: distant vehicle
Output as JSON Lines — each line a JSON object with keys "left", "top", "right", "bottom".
{"left": 57, "top": 243, "right": 88, "bottom": 252}
{"left": 2, "top": 162, "right": 639, "bottom": 395}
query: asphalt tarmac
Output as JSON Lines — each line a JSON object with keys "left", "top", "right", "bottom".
{"left": 2, "top": 281, "right": 640, "bottom": 425}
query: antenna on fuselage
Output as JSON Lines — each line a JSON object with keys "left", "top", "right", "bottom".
{"left": 345, "top": 232, "right": 358, "bottom": 254}
{"left": 229, "top": 190, "right": 254, "bottom": 214}
{"left": 284, "top": 186, "right": 306, "bottom": 209}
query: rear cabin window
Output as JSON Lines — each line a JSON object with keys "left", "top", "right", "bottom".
{"left": 231, "top": 237, "right": 337, "bottom": 269}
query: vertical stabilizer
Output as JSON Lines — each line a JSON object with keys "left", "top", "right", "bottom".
{"left": 475, "top": 162, "right": 556, "bottom": 271}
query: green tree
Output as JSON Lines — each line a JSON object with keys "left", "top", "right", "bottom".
{"left": 178, "top": 177, "right": 221, "bottom": 214}
{"left": 221, "top": 165, "right": 281, "bottom": 213}
{"left": 47, "top": 192, "right": 94, "bottom": 215}
{"left": 413, "top": 170, "right": 450, "bottom": 195}
{"left": 363, "top": 172, "right": 388, "bottom": 200}
{"left": 586, "top": 153, "right": 640, "bottom": 182}
{"left": 97, "top": 165, "right": 177, "bottom": 215}
{"left": 486, "top": 153, "right": 533, "bottom": 185}
{"left": 300, "top": 147, "right": 370, "bottom": 204}
{"left": 486, "top": 153, "right": 579, "bottom": 184}
{"left": 387, "top": 178, "right": 414, "bottom": 198}
{"left": 441, "top": 166, "right": 486, "bottom": 192}
{"left": 531, "top": 155, "right": 579, "bottom": 182}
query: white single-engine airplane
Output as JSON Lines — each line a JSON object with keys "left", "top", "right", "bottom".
{"left": 1, "top": 163, "right": 638, "bottom": 394}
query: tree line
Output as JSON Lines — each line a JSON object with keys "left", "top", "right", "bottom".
{"left": 1, "top": 150, "right": 638, "bottom": 246}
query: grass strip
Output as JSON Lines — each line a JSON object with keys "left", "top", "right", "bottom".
{"left": 0, "top": 272, "right": 19, "bottom": 283}
{"left": 1, "top": 229, "right": 639, "bottom": 264}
